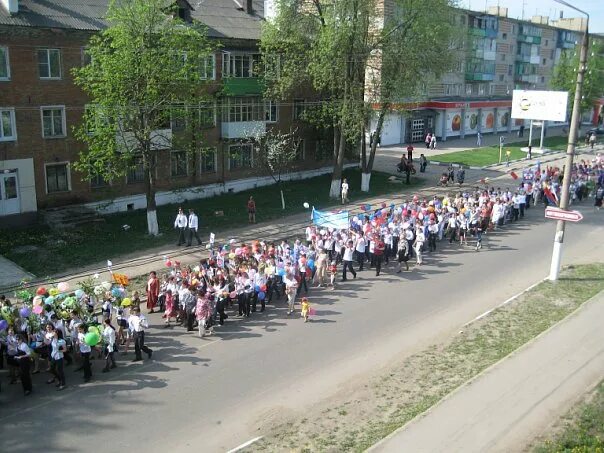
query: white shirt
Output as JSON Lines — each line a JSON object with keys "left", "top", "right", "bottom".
{"left": 343, "top": 246, "right": 354, "bottom": 261}
{"left": 78, "top": 332, "right": 91, "bottom": 353}
{"left": 128, "top": 314, "right": 149, "bottom": 333}
{"left": 174, "top": 213, "right": 188, "bottom": 228}
{"left": 188, "top": 213, "right": 199, "bottom": 230}
{"left": 103, "top": 326, "right": 116, "bottom": 351}
{"left": 341, "top": 182, "right": 349, "bottom": 194}
{"left": 50, "top": 337, "right": 66, "bottom": 360}
{"left": 355, "top": 237, "right": 366, "bottom": 253}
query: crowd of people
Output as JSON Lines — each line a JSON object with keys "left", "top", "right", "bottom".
{"left": 1, "top": 152, "right": 602, "bottom": 398}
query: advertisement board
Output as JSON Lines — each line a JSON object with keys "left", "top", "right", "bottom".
{"left": 511, "top": 90, "right": 569, "bottom": 122}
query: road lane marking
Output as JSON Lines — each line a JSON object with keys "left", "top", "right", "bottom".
{"left": 227, "top": 436, "right": 263, "bottom": 453}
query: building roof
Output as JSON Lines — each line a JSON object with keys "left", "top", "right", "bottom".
{"left": 0, "top": 0, "right": 264, "bottom": 40}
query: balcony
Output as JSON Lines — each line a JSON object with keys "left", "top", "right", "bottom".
{"left": 469, "top": 28, "right": 486, "bottom": 37}
{"left": 465, "top": 72, "right": 494, "bottom": 81}
{"left": 518, "top": 34, "right": 541, "bottom": 45}
{"left": 223, "top": 78, "right": 264, "bottom": 96}
{"left": 514, "top": 74, "right": 539, "bottom": 84}
{"left": 221, "top": 121, "right": 265, "bottom": 139}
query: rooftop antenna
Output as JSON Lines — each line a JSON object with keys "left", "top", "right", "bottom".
{"left": 521, "top": 0, "right": 526, "bottom": 20}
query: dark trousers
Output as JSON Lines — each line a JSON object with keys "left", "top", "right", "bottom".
{"left": 19, "top": 358, "right": 32, "bottom": 392}
{"left": 512, "top": 208, "right": 519, "bottom": 222}
{"left": 428, "top": 234, "right": 437, "bottom": 252}
{"left": 392, "top": 237, "right": 399, "bottom": 257}
{"left": 267, "top": 278, "right": 281, "bottom": 302}
{"left": 187, "top": 228, "right": 202, "bottom": 246}
{"left": 526, "top": 194, "right": 532, "bottom": 208}
{"left": 519, "top": 203, "right": 525, "bottom": 218}
{"left": 375, "top": 255, "right": 383, "bottom": 276}
{"left": 81, "top": 352, "right": 92, "bottom": 380}
{"left": 177, "top": 227, "right": 186, "bottom": 245}
{"left": 51, "top": 358, "right": 66, "bottom": 386}
{"left": 186, "top": 309, "right": 195, "bottom": 331}
{"left": 296, "top": 275, "right": 308, "bottom": 295}
{"left": 238, "top": 293, "right": 251, "bottom": 316}
{"left": 104, "top": 348, "right": 116, "bottom": 370}
{"left": 133, "top": 331, "right": 151, "bottom": 360}
{"left": 216, "top": 299, "right": 227, "bottom": 325}
{"left": 252, "top": 292, "right": 265, "bottom": 312}
{"left": 356, "top": 251, "right": 365, "bottom": 270}
{"left": 342, "top": 260, "right": 356, "bottom": 280}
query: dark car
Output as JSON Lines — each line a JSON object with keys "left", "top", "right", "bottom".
{"left": 587, "top": 127, "right": 604, "bottom": 137}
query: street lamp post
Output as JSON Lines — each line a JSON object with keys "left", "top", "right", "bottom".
{"left": 548, "top": 0, "right": 589, "bottom": 281}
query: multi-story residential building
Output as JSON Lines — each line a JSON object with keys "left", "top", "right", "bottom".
{"left": 0, "top": 0, "right": 329, "bottom": 222}
{"left": 376, "top": 5, "right": 602, "bottom": 146}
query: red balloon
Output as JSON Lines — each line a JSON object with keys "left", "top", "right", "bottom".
{"left": 36, "top": 287, "right": 47, "bottom": 296}
{"left": 381, "top": 202, "right": 387, "bottom": 208}
{"left": 165, "top": 261, "right": 172, "bottom": 267}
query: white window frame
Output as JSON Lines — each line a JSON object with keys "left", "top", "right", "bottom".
{"left": 170, "top": 150, "right": 189, "bottom": 178}
{"left": 0, "top": 108, "right": 17, "bottom": 141}
{"left": 44, "top": 161, "right": 71, "bottom": 194}
{"left": 201, "top": 54, "right": 216, "bottom": 80}
{"left": 38, "top": 48, "right": 62, "bottom": 80}
{"left": 265, "top": 100, "right": 278, "bottom": 123}
{"left": 228, "top": 143, "right": 253, "bottom": 170}
{"left": 200, "top": 147, "right": 217, "bottom": 174}
{"left": 127, "top": 155, "right": 145, "bottom": 184}
{"left": 40, "top": 106, "right": 67, "bottom": 138}
{"left": 200, "top": 101, "right": 217, "bottom": 127}
{"left": 0, "top": 46, "right": 10, "bottom": 81}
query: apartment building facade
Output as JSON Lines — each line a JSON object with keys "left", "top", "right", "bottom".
{"left": 0, "top": 0, "right": 330, "bottom": 221}
{"left": 377, "top": 6, "right": 601, "bottom": 146}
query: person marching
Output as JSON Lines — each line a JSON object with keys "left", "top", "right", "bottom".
{"left": 102, "top": 318, "right": 117, "bottom": 372}
{"left": 396, "top": 237, "right": 410, "bottom": 272}
{"left": 374, "top": 236, "right": 386, "bottom": 277}
{"left": 147, "top": 271, "right": 159, "bottom": 314}
{"left": 77, "top": 324, "right": 92, "bottom": 383}
{"left": 128, "top": 307, "right": 153, "bottom": 362}
{"left": 174, "top": 207, "right": 188, "bottom": 246}
{"left": 301, "top": 297, "right": 311, "bottom": 323}
{"left": 187, "top": 209, "right": 202, "bottom": 246}
{"left": 14, "top": 334, "right": 33, "bottom": 395}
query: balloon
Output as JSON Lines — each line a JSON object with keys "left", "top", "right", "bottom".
{"left": 229, "top": 291, "right": 237, "bottom": 299}
{"left": 235, "top": 247, "right": 243, "bottom": 256}
{"left": 57, "top": 282, "right": 69, "bottom": 292}
{"left": 258, "top": 291, "right": 266, "bottom": 301}
{"left": 48, "top": 288, "right": 59, "bottom": 297}
{"left": 228, "top": 253, "right": 236, "bottom": 260}
{"left": 84, "top": 332, "right": 100, "bottom": 346}
{"left": 19, "top": 307, "right": 31, "bottom": 318}
{"left": 0, "top": 319, "right": 8, "bottom": 330}
{"left": 303, "top": 202, "right": 310, "bottom": 209}
{"left": 33, "top": 305, "right": 43, "bottom": 315}
{"left": 277, "top": 269, "right": 286, "bottom": 277}
{"left": 360, "top": 205, "right": 367, "bottom": 212}
{"left": 75, "top": 289, "right": 85, "bottom": 299}
{"left": 112, "top": 287, "right": 121, "bottom": 297}
{"left": 45, "top": 296, "right": 55, "bottom": 305}
{"left": 255, "top": 285, "right": 260, "bottom": 292}
{"left": 36, "top": 287, "right": 47, "bottom": 296}
{"left": 165, "top": 260, "right": 172, "bottom": 267}
{"left": 260, "top": 285, "right": 267, "bottom": 292}
{"left": 88, "top": 326, "right": 100, "bottom": 336}
{"left": 101, "top": 281, "right": 112, "bottom": 291}
{"left": 94, "top": 286, "right": 104, "bottom": 296}
{"left": 381, "top": 202, "right": 387, "bottom": 208}
{"left": 308, "top": 259, "right": 315, "bottom": 270}
{"left": 33, "top": 296, "right": 43, "bottom": 306}
{"left": 121, "top": 298, "right": 132, "bottom": 307}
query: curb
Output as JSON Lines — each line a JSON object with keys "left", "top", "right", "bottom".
{"left": 366, "top": 285, "right": 604, "bottom": 452}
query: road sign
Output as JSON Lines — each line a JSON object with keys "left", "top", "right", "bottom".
{"left": 544, "top": 207, "right": 583, "bottom": 222}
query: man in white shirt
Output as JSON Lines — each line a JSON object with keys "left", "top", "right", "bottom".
{"left": 128, "top": 307, "right": 153, "bottom": 362}
{"left": 342, "top": 240, "right": 356, "bottom": 281}
{"left": 174, "top": 207, "right": 188, "bottom": 246}
{"left": 341, "top": 178, "right": 349, "bottom": 204}
{"left": 186, "top": 209, "right": 202, "bottom": 246}
{"left": 354, "top": 232, "right": 366, "bottom": 270}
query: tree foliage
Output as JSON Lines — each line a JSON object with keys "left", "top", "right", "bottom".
{"left": 551, "top": 38, "right": 604, "bottom": 115}
{"left": 73, "top": 0, "right": 215, "bottom": 235}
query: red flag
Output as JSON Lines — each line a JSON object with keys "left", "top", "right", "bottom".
{"left": 510, "top": 171, "right": 518, "bottom": 180}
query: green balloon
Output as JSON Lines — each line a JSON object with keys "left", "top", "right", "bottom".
{"left": 84, "top": 332, "right": 100, "bottom": 346}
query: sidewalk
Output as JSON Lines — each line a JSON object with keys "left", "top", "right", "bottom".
{"left": 0, "top": 255, "right": 33, "bottom": 288}
{"left": 369, "top": 290, "right": 604, "bottom": 453}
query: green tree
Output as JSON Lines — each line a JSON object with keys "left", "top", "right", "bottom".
{"left": 362, "top": 0, "right": 458, "bottom": 191}
{"left": 73, "top": 0, "right": 215, "bottom": 235}
{"left": 551, "top": 39, "right": 604, "bottom": 117}
{"left": 262, "top": 0, "right": 373, "bottom": 198}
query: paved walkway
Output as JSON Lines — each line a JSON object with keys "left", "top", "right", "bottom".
{"left": 369, "top": 290, "right": 604, "bottom": 453}
{"left": 0, "top": 255, "right": 33, "bottom": 288}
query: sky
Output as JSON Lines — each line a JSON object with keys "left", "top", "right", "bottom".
{"left": 459, "top": 0, "right": 604, "bottom": 33}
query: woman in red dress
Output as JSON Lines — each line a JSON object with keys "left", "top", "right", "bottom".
{"left": 146, "top": 271, "right": 159, "bottom": 314}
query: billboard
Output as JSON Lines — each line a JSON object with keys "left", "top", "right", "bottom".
{"left": 511, "top": 90, "right": 569, "bottom": 122}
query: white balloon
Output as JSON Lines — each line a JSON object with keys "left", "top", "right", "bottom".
{"left": 303, "top": 202, "right": 310, "bottom": 209}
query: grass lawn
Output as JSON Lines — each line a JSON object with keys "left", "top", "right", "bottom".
{"left": 0, "top": 168, "right": 420, "bottom": 277}
{"left": 534, "top": 379, "right": 604, "bottom": 452}
{"left": 430, "top": 136, "right": 569, "bottom": 167}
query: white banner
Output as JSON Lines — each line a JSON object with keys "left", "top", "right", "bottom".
{"left": 511, "top": 90, "right": 568, "bottom": 122}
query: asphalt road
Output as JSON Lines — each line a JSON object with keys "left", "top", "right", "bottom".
{"left": 1, "top": 176, "right": 603, "bottom": 453}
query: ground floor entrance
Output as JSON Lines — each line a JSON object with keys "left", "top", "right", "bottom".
{"left": 0, "top": 170, "right": 20, "bottom": 216}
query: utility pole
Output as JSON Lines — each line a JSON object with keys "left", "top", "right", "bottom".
{"left": 548, "top": 2, "right": 589, "bottom": 281}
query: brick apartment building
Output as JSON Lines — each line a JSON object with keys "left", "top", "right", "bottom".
{"left": 0, "top": 0, "right": 332, "bottom": 222}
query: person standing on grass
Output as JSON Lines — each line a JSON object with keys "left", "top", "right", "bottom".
{"left": 186, "top": 209, "right": 202, "bottom": 246}
{"left": 146, "top": 271, "right": 159, "bottom": 314}
{"left": 174, "top": 207, "right": 188, "bottom": 246}
{"left": 505, "top": 149, "right": 511, "bottom": 167}
{"left": 247, "top": 196, "right": 256, "bottom": 223}
{"left": 341, "top": 178, "right": 349, "bottom": 204}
